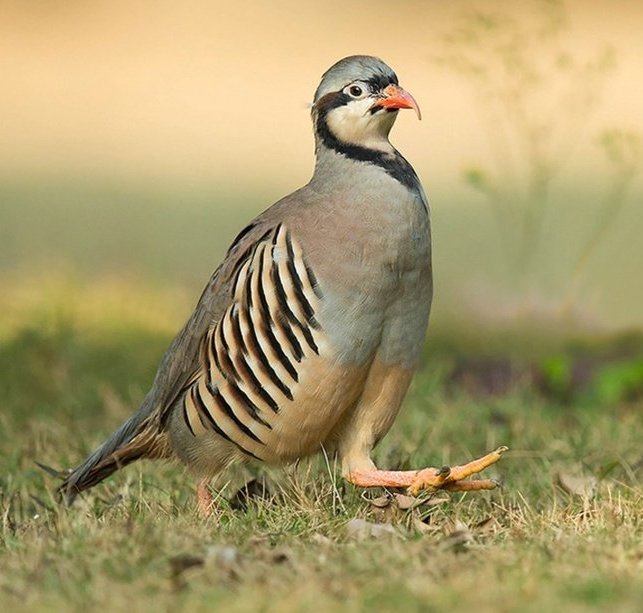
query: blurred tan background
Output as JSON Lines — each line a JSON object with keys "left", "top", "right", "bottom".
{"left": 1, "top": 0, "right": 642, "bottom": 339}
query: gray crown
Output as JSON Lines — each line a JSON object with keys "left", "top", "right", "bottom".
{"left": 313, "top": 55, "right": 398, "bottom": 102}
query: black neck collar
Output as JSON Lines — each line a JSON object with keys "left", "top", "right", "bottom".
{"left": 313, "top": 92, "right": 422, "bottom": 194}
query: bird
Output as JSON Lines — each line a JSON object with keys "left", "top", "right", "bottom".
{"left": 58, "top": 55, "right": 507, "bottom": 515}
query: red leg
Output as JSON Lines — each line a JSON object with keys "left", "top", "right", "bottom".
{"left": 345, "top": 446, "right": 508, "bottom": 495}
{"left": 196, "top": 478, "right": 215, "bottom": 517}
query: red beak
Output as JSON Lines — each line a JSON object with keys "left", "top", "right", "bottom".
{"left": 372, "top": 84, "right": 422, "bottom": 120}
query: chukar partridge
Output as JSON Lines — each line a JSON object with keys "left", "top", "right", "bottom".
{"left": 59, "top": 56, "right": 507, "bottom": 514}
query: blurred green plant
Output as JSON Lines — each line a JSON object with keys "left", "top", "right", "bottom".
{"left": 537, "top": 329, "right": 643, "bottom": 404}
{"left": 588, "top": 357, "right": 643, "bottom": 405}
{"left": 437, "top": 0, "right": 641, "bottom": 309}
{"left": 540, "top": 354, "right": 573, "bottom": 398}
{"left": 561, "top": 128, "right": 642, "bottom": 314}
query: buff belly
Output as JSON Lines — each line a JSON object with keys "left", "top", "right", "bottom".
{"left": 168, "top": 350, "right": 371, "bottom": 476}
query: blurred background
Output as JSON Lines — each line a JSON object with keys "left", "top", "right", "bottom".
{"left": 1, "top": 0, "right": 642, "bottom": 411}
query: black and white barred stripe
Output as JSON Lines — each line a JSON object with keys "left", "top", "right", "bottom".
{"left": 182, "top": 224, "right": 323, "bottom": 460}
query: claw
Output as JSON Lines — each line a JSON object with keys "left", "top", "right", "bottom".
{"left": 407, "top": 446, "right": 508, "bottom": 496}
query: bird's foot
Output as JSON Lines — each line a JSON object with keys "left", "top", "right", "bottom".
{"left": 346, "top": 446, "right": 508, "bottom": 496}
{"left": 407, "top": 446, "right": 508, "bottom": 495}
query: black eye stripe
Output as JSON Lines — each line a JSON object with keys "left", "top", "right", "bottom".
{"left": 333, "top": 73, "right": 398, "bottom": 98}
{"left": 318, "top": 91, "right": 351, "bottom": 111}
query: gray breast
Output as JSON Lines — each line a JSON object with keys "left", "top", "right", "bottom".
{"left": 307, "top": 181, "right": 431, "bottom": 367}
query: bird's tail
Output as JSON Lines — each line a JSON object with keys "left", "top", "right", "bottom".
{"left": 57, "top": 394, "right": 171, "bottom": 504}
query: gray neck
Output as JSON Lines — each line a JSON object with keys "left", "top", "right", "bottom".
{"left": 310, "top": 140, "right": 425, "bottom": 202}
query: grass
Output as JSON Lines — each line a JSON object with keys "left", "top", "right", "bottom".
{"left": 1, "top": 276, "right": 642, "bottom": 612}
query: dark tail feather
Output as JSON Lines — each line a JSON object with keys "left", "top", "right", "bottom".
{"left": 58, "top": 395, "right": 169, "bottom": 505}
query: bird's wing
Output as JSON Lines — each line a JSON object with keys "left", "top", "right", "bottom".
{"left": 57, "top": 217, "right": 282, "bottom": 501}
{"left": 151, "top": 219, "right": 278, "bottom": 428}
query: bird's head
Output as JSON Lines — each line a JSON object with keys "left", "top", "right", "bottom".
{"left": 312, "top": 55, "right": 420, "bottom": 154}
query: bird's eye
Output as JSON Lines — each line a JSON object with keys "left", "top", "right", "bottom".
{"left": 344, "top": 83, "right": 367, "bottom": 98}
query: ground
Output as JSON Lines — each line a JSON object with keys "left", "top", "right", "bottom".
{"left": 1, "top": 278, "right": 641, "bottom": 612}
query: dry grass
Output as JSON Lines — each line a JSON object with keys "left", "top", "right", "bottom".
{"left": 1, "top": 277, "right": 642, "bottom": 612}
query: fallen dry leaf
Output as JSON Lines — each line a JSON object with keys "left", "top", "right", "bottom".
{"left": 422, "top": 495, "right": 451, "bottom": 507}
{"left": 393, "top": 494, "right": 418, "bottom": 510}
{"left": 411, "top": 516, "right": 441, "bottom": 535}
{"left": 366, "top": 494, "right": 392, "bottom": 509}
{"left": 556, "top": 471, "right": 598, "bottom": 498}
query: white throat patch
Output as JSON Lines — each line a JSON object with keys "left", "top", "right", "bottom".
{"left": 324, "top": 99, "right": 396, "bottom": 153}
